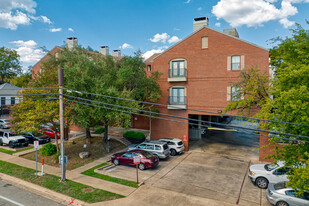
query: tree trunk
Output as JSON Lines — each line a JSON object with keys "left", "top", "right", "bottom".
{"left": 104, "top": 124, "right": 108, "bottom": 142}
{"left": 54, "top": 131, "right": 59, "bottom": 152}
{"left": 86, "top": 128, "right": 91, "bottom": 139}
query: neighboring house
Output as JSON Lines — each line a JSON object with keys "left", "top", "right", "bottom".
{"left": 0, "top": 83, "right": 21, "bottom": 114}
{"left": 32, "top": 37, "right": 123, "bottom": 78}
{"left": 143, "top": 17, "right": 269, "bottom": 151}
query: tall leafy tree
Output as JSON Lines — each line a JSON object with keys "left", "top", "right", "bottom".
{"left": 0, "top": 47, "right": 22, "bottom": 83}
{"left": 11, "top": 66, "right": 32, "bottom": 88}
{"left": 224, "top": 22, "right": 309, "bottom": 194}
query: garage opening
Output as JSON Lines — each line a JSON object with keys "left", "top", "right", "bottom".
{"left": 188, "top": 114, "right": 260, "bottom": 159}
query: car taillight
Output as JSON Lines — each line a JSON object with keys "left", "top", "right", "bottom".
{"left": 268, "top": 189, "right": 273, "bottom": 196}
{"left": 146, "top": 159, "right": 153, "bottom": 163}
{"left": 176, "top": 147, "right": 181, "bottom": 149}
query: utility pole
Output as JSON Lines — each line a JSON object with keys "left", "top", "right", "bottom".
{"left": 58, "top": 68, "right": 65, "bottom": 181}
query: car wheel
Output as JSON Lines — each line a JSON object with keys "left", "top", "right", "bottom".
{"left": 113, "top": 159, "right": 119, "bottom": 165}
{"left": 0, "top": 140, "right": 3, "bottom": 146}
{"left": 170, "top": 149, "right": 177, "bottom": 156}
{"left": 9, "top": 142, "right": 15, "bottom": 148}
{"left": 255, "top": 177, "right": 268, "bottom": 189}
{"left": 276, "top": 201, "right": 289, "bottom": 206}
{"left": 0, "top": 125, "right": 3, "bottom": 129}
{"left": 138, "top": 163, "right": 145, "bottom": 170}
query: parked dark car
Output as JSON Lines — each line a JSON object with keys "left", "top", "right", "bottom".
{"left": 21, "top": 132, "right": 50, "bottom": 144}
{"left": 111, "top": 149, "right": 159, "bottom": 170}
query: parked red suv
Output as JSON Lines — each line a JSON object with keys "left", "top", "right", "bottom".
{"left": 111, "top": 149, "right": 159, "bottom": 170}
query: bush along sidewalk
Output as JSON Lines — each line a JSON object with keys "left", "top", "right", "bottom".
{"left": 123, "top": 131, "right": 145, "bottom": 144}
{"left": 82, "top": 163, "right": 138, "bottom": 188}
{"left": 0, "top": 160, "right": 124, "bottom": 203}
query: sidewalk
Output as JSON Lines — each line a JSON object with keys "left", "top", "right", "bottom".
{"left": 0, "top": 152, "right": 136, "bottom": 196}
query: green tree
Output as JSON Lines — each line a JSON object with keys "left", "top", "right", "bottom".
{"left": 11, "top": 66, "right": 32, "bottom": 87}
{"left": 0, "top": 47, "right": 22, "bottom": 83}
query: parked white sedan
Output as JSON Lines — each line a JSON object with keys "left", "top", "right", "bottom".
{"left": 248, "top": 161, "right": 290, "bottom": 189}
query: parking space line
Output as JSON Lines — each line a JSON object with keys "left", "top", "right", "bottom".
{"left": 236, "top": 160, "right": 251, "bottom": 205}
{"left": 0, "top": 195, "right": 25, "bottom": 206}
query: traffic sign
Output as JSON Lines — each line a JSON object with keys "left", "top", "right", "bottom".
{"left": 34, "top": 141, "right": 39, "bottom": 148}
{"left": 133, "top": 156, "right": 141, "bottom": 165}
{"left": 182, "top": 135, "right": 188, "bottom": 141}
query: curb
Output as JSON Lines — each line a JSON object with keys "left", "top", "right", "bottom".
{"left": 0, "top": 172, "right": 88, "bottom": 206}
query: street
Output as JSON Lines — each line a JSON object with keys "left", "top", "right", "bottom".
{"left": 0, "top": 179, "right": 63, "bottom": 206}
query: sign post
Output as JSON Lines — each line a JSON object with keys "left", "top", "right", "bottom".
{"left": 107, "top": 137, "right": 110, "bottom": 153}
{"left": 41, "top": 158, "right": 44, "bottom": 176}
{"left": 133, "top": 156, "right": 141, "bottom": 184}
{"left": 34, "top": 141, "right": 39, "bottom": 177}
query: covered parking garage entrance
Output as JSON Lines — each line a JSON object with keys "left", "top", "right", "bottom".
{"left": 188, "top": 114, "right": 260, "bottom": 159}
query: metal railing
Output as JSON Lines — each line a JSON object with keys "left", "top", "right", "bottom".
{"left": 168, "top": 68, "right": 187, "bottom": 78}
{"left": 168, "top": 96, "right": 186, "bottom": 105}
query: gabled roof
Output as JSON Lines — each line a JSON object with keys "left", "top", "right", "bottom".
{"left": 153, "top": 26, "right": 269, "bottom": 61}
{"left": 145, "top": 53, "right": 161, "bottom": 63}
{"left": 0, "top": 83, "right": 21, "bottom": 95}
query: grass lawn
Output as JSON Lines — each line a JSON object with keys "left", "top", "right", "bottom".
{"left": 22, "top": 135, "right": 126, "bottom": 170}
{"left": 0, "top": 146, "right": 34, "bottom": 155}
{"left": 82, "top": 163, "right": 138, "bottom": 188}
{"left": 0, "top": 160, "right": 123, "bottom": 203}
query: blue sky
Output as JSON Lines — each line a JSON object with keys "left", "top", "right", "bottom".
{"left": 1, "top": 0, "right": 309, "bottom": 70}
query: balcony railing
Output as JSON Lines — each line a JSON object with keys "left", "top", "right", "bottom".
{"left": 168, "top": 96, "right": 186, "bottom": 109}
{"left": 168, "top": 68, "right": 187, "bottom": 78}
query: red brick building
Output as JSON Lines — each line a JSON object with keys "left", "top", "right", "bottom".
{"left": 144, "top": 17, "right": 269, "bottom": 151}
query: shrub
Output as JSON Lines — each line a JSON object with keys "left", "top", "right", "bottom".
{"left": 40, "top": 143, "right": 57, "bottom": 156}
{"left": 94, "top": 127, "right": 105, "bottom": 134}
{"left": 123, "top": 131, "right": 145, "bottom": 139}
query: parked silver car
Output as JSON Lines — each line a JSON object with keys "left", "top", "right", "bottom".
{"left": 0, "top": 119, "right": 11, "bottom": 129}
{"left": 159, "top": 138, "right": 185, "bottom": 156}
{"left": 248, "top": 161, "right": 290, "bottom": 189}
{"left": 266, "top": 182, "right": 309, "bottom": 206}
{"left": 128, "top": 141, "right": 169, "bottom": 159}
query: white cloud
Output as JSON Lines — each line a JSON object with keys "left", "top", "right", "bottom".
{"left": 68, "top": 28, "right": 74, "bottom": 32}
{"left": 41, "top": 15, "right": 51, "bottom": 24}
{"left": 10, "top": 40, "right": 46, "bottom": 63}
{"left": 198, "top": 7, "right": 202, "bottom": 11}
{"left": 0, "top": 0, "right": 37, "bottom": 13}
{"left": 121, "top": 43, "right": 133, "bottom": 49}
{"left": 49, "top": 28, "right": 62, "bottom": 32}
{"left": 0, "top": 0, "right": 52, "bottom": 30}
{"left": 185, "top": 0, "right": 191, "bottom": 4}
{"left": 212, "top": 0, "right": 307, "bottom": 28}
{"left": 150, "top": 33, "right": 170, "bottom": 43}
{"left": 142, "top": 49, "right": 165, "bottom": 60}
{"left": 215, "top": 22, "right": 221, "bottom": 27}
{"left": 168, "top": 36, "right": 181, "bottom": 44}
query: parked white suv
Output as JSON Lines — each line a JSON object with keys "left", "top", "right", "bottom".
{"left": 248, "top": 161, "right": 290, "bottom": 189}
{"left": 159, "top": 138, "right": 185, "bottom": 156}
{"left": 0, "top": 131, "right": 28, "bottom": 148}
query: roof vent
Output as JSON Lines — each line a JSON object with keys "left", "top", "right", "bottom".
{"left": 112, "top": 50, "right": 121, "bottom": 57}
{"left": 193, "top": 17, "right": 209, "bottom": 32}
{"left": 100, "top": 46, "right": 109, "bottom": 56}
{"left": 223, "top": 28, "right": 239, "bottom": 38}
{"left": 66, "top": 37, "right": 78, "bottom": 50}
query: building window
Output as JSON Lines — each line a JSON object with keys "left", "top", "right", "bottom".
{"left": 170, "top": 87, "right": 185, "bottom": 105}
{"left": 147, "top": 65, "right": 151, "bottom": 71}
{"left": 231, "top": 87, "right": 240, "bottom": 101}
{"left": 231, "top": 56, "right": 240, "bottom": 70}
{"left": 11, "top": 97, "right": 15, "bottom": 105}
{"left": 202, "top": 36, "right": 208, "bottom": 49}
{"left": 1, "top": 97, "right": 5, "bottom": 106}
{"left": 171, "top": 60, "right": 185, "bottom": 77}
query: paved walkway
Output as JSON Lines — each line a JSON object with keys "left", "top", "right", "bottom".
{"left": 0, "top": 152, "right": 135, "bottom": 196}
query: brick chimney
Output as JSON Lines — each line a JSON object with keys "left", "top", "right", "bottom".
{"left": 100, "top": 46, "right": 109, "bottom": 56}
{"left": 66, "top": 37, "right": 78, "bottom": 50}
{"left": 223, "top": 28, "right": 239, "bottom": 38}
{"left": 193, "top": 17, "right": 209, "bottom": 32}
{"left": 112, "top": 50, "right": 121, "bottom": 57}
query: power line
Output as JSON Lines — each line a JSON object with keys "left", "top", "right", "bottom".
{"left": 0, "top": 87, "right": 59, "bottom": 90}
{"left": 63, "top": 94, "right": 309, "bottom": 139}
{"left": 64, "top": 98, "right": 309, "bottom": 144}
{"left": 63, "top": 88, "right": 309, "bottom": 127}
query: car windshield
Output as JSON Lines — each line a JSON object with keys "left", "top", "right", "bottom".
{"left": 33, "top": 132, "right": 44, "bottom": 136}
{"left": 141, "top": 151, "right": 153, "bottom": 158}
{"left": 274, "top": 182, "right": 286, "bottom": 190}
{"left": 264, "top": 163, "right": 279, "bottom": 171}
{"left": 177, "top": 141, "right": 183, "bottom": 146}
